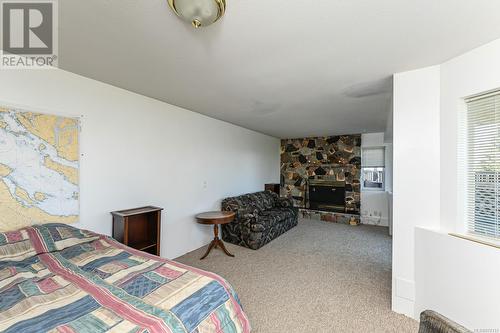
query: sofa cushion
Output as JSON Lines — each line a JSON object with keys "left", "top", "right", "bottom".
{"left": 259, "top": 208, "right": 296, "bottom": 222}
{"left": 223, "top": 191, "right": 277, "bottom": 215}
{"left": 249, "top": 191, "right": 277, "bottom": 211}
{"left": 222, "top": 195, "right": 257, "bottom": 218}
{"left": 251, "top": 208, "right": 295, "bottom": 232}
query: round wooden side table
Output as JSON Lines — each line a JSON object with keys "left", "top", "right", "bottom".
{"left": 196, "top": 211, "right": 235, "bottom": 260}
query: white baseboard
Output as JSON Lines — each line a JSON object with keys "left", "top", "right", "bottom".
{"left": 392, "top": 296, "right": 416, "bottom": 320}
{"left": 392, "top": 277, "right": 417, "bottom": 319}
{"left": 395, "top": 277, "right": 415, "bottom": 301}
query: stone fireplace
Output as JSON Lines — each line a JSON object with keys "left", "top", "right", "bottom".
{"left": 280, "top": 135, "right": 361, "bottom": 223}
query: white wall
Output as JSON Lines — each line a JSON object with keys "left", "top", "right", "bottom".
{"left": 361, "top": 132, "right": 385, "bottom": 147}
{"left": 393, "top": 38, "right": 500, "bottom": 329}
{"left": 392, "top": 66, "right": 441, "bottom": 318}
{"left": 418, "top": 39, "right": 500, "bottom": 329}
{"left": 0, "top": 69, "right": 280, "bottom": 259}
{"left": 360, "top": 132, "right": 391, "bottom": 227}
{"left": 440, "top": 39, "right": 500, "bottom": 233}
{"left": 415, "top": 228, "right": 500, "bottom": 330}
{"left": 360, "top": 192, "right": 388, "bottom": 226}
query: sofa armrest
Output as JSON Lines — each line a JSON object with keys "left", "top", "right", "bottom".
{"left": 276, "top": 197, "right": 294, "bottom": 208}
{"left": 418, "top": 310, "right": 471, "bottom": 333}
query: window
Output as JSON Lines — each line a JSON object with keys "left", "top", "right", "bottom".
{"left": 464, "top": 90, "right": 500, "bottom": 239}
{"left": 361, "top": 147, "right": 385, "bottom": 191}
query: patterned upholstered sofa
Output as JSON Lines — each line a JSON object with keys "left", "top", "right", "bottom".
{"left": 221, "top": 191, "right": 298, "bottom": 250}
{"left": 419, "top": 310, "right": 471, "bottom": 333}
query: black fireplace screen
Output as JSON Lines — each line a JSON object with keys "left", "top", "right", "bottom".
{"left": 307, "top": 180, "right": 346, "bottom": 213}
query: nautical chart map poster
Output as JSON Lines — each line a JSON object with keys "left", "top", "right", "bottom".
{"left": 0, "top": 106, "right": 79, "bottom": 231}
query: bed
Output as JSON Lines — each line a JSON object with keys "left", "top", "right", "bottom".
{"left": 0, "top": 223, "right": 251, "bottom": 333}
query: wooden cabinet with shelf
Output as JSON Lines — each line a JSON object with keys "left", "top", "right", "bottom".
{"left": 111, "top": 206, "right": 163, "bottom": 256}
{"left": 265, "top": 183, "right": 280, "bottom": 195}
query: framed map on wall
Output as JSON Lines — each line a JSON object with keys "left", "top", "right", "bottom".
{"left": 0, "top": 106, "right": 80, "bottom": 231}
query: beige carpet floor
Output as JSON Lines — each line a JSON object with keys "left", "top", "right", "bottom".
{"left": 175, "top": 219, "right": 418, "bottom": 333}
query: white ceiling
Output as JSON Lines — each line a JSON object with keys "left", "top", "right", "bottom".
{"left": 59, "top": 0, "right": 500, "bottom": 138}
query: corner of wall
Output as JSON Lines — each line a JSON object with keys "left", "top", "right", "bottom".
{"left": 392, "top": 64, "right": 441, "bottom": 320}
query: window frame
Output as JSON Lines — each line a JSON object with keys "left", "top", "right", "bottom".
{"left": 361, "top": 147, "right": 386, "bottom": 192}
{"left": 361, "top": 166, "right": 386, "bottom": 192}
{"left": 460, "top": 89, "right": 500, "bottom": 241}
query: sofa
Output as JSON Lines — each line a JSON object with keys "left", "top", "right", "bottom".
{"left": 419, "top": 310, "right": 471, "bottom": 333}
{"left": 221, "top": 191, "right": 298, "bottom": 250}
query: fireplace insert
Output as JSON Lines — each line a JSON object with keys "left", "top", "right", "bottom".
{"left": 307, "top": 179, "right": 346, "bottom": 213}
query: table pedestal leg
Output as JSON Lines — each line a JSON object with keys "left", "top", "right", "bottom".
{"left": 200, "top": 225, "right": 235, "bottom": 260}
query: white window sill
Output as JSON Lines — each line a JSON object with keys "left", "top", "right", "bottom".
{"left": 449, "top": 233, "right": 500, "bottom": 250}
{"left": 361, "top": 188, "right": 386, "bottom": 192}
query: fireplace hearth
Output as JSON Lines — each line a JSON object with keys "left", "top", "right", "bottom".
{"left": 307, "top": 179, "right": 346, "bottom": 213}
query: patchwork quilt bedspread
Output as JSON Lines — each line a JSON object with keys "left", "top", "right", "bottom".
{"left": 0, "top": 224, "right": 250, "bottom": 333}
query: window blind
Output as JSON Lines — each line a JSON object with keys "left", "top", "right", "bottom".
{"left": 465, "top": 91, "right": 500, "bottom": 239}
{"left": 362, "top": 147, "right": 385, "bottom": 167}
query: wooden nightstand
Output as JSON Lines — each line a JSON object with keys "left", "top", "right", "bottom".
{"left": 111, "top": 206, "right": 163, "bottom": 256}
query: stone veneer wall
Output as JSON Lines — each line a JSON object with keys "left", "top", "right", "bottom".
{"left": 299, "top": 209, "right": 360, "bottom": 224}
{"left": 280, "top": 135, "right": 361, "bottom": 218}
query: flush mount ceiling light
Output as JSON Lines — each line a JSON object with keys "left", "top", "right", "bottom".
{"left": 168, "top": 0, "right": 226, "bottom": 28}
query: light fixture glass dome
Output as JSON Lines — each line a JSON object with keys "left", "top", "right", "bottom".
{"left": 168, "top": 0, "right": 226, "bottom": 28}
